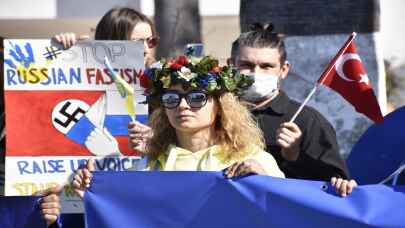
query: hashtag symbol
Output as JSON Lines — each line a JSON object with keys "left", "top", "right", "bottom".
{"left": 43, "top": 46, "right": 63, "bottom": 60}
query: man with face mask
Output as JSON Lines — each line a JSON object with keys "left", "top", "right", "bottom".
{"left": 228, "top": 23, "right": 349, "bottom": 181}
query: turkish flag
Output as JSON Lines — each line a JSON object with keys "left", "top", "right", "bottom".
{"left": 317, "top": 33, "right": 384, "bottom": 123}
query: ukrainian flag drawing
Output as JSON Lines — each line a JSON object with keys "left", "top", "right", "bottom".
{"left": 104, "top": 56, "right": 136, "bottom": 121}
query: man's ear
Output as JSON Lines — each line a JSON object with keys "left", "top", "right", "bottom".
{"left": 280, "top": 60, "right": 290, "bottom": 79}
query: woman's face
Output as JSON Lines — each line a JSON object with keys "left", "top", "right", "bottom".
{"left": 163, "top": 84, "right": 219, "bottom": 134}
{"left": 130, "top": 22, "right": 156, "bottom": 61}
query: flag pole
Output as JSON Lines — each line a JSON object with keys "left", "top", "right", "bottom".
{"left": 289, "top": 85, "right": 319, "bottom": 122}
{"left": 104, "top": 56, "right": 137, "bottom": 123}
{"left": 289, "top": 32, "right": 357, "bottom": 123}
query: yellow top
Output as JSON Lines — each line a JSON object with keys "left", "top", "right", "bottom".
{"left": 147, "top": 144, "right": 285, "bottom": 178}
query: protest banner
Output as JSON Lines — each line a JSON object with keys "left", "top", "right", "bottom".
{"left": 85, "top": 171, "right": 405, "bottom": 228}
{"left": 0, "top": 195, "right": 47, "bottom": 228}
{"left": 3, "top": 39, "right": 147, "bottom": 212}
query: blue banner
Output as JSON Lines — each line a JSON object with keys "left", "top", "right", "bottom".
{"left": 84, "top": 171, "right": 405, "bottom": 228}
{"left": 0, "top": 196, "right": 47, "bottom": 228}
{"left": 348, "top": 106, "right": 405, "bottom": 184}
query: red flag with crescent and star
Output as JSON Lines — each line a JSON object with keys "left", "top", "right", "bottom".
{"left": 317, "top": 33, "right": 384, "bottom": 123}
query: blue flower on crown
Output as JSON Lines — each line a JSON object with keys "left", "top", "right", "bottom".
{"left": 144, "top": 68, "right": 153, "bottom": 78}
{"left": 197, "top": 72, "right": 216, "bottom": 88}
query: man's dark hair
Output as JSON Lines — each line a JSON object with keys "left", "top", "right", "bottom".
{"left": 231, "top": 23, "right": 287, "bottom": 63}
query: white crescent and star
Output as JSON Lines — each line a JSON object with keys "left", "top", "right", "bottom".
{"left": 335, "top": 53, "right": 369, "bottom": 85}
{"left": 359, "top": 73, "right": 369, "bottom": 85}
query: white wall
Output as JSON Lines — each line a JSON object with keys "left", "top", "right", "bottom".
{"left": 380, "top": 0, "right": 405, "bottom": 66}
{"left": 140, "top": 0, "right": 240, "bottom": 16}
{"left": 0, "top": 0, "right": 241, "bottom": 18}
{"left": 0, "top": 0, "right": 56, "bottom": 19}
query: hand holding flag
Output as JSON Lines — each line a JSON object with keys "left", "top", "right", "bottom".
{"left": 104, "top": 56, "right": 136, "bottom": 122}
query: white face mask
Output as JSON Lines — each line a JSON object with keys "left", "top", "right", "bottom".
{"left": 241, "top": 73, "right": 279, "bottom": 102}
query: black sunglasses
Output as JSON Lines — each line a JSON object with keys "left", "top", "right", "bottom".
{"left": 161, "top": 90, "right": 209, "bottom": 109}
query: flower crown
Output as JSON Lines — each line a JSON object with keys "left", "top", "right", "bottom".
{"left": 139, "top": 55, "right": 254, "bottom": 106}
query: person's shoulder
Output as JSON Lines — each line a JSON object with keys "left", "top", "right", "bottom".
{"left": 146, "top": 157, "right": 162, "bottom": 171}
{"left": 246, "top": 145, "right": 285, "bottom": 178}
{"left": 145, "top": 150, "right": 170, "bottom": 171}
{"left": 245, "top": 145, "right": 276, "bottom": 164}
{"left": 287, "top": 97, "right": 333, "bottom": 128}
{"left": 301, "top": 104, "right": 326, "bottom": 120}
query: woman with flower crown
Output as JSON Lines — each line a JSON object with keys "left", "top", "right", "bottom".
{"left": 72, "top": 55, "right": 285, "bottom": 198}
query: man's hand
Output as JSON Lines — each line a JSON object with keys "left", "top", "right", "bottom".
{"left": 128, "top": 121, "right": 152, "bottom": 154}
{"left": 35, "top": 185, "right": 63, "bottom": 226}
{"left": 331, "top": 177, "right": 358, "bottom": 197}
{"left": 224, "top": 159, "right": 267, "bottom": 178}
{"left": 72, "top": 158, "right": 95, "bottom": 199}
{"left": 276, "top": 122, "right": 302, "bottom": 161}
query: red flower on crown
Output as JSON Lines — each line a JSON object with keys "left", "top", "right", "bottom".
{"left": 169, "top": 55, "right": 188, "bottom": 70}
{"left": 139, "top": 72, "right": 150, "bottom": 89}
{"left": 135, "top": 69, "right": 151, "bottom": 90}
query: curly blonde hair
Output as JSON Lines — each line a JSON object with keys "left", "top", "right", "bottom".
{"left": 147, "top": 92, "right": 265, "bottom": 160}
